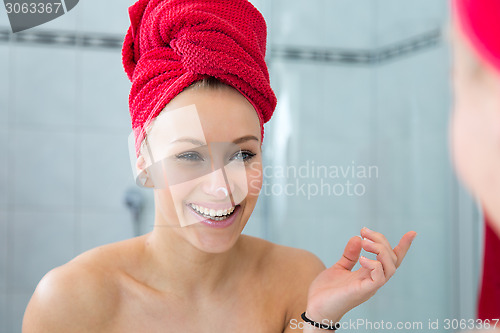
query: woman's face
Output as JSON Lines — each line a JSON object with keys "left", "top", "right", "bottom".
{"left": 141, "top": 84, "right": 263, "bottom": 253}
{"left": 451, "top": 24, "right": 500, "bottom": 231}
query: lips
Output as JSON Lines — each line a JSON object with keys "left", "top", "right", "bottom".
{"left": 189, "top": 203, "right": 237, "bottom": 221}
{"left": 186, "top": 202, "right": 242, "bottom": 229}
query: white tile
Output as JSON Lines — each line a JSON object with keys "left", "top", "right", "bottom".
{"left": 376, "top": 0, "right": 449, "bottom": 46}
{"left": 11, "top": 45, "right": 77, "bottom": 128}
{"left": 0, "top": 130, "right": 8, "bottom": 209}
{"left": 79, "top": 0, "right": 136, "bottom": 34}
{"left": 79, "top": 131, "right": 137, "bottom": 211}
{"left": 11, "top": 129, "right": 76, "bottom": 209}
{"left": 10, "top": 210, "right": 75, "bottom": 291}
{"left": 10, "top": 292, "right": 33, "bottom": 333}
{"left": 0, "top": 44, "right": 9, "bottom": 131}
{"left": 79, "top": 210, "right": 134, "bottom": 253}
{"left": 79, "top": 49, "right": 131, "bottom": 131}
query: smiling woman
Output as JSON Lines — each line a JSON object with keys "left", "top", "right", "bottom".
{"left": 21, "top": 0, "right": 415, "bottom": 332}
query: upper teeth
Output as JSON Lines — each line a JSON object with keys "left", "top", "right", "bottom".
{"left": 191, "top": 204, "right": 235, "bottom": 217}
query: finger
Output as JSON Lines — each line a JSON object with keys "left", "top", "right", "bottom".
{"left": 336, "top": 236, "right": 362, "bottom": 271}
{"left": 359, "top": 256, "right": 385, "bottom": 288}
{"left": 363, "top": 237, "right": 397, "bottom": 264}
{"left": 360, "top": 227, "right": 393, "bottom": 254}
{"left": 394, "top": 231, "right": 417, "bottom": 268}
{"left": 361, "top": 228, "right": 397, "bottom": 264}
{"left": 361, "top": 239, "right": 396, "bottom": 279}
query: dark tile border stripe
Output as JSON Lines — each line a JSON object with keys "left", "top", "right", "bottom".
{"left": 0, "top": 26, "right": 441, "bottom": 64}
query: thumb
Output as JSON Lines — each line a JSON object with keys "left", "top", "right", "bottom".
{"left": 336, "top": 236, "right": 362, "bottom": 271}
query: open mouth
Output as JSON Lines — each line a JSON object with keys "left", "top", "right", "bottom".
{"left": 188, "top": 203, "right": 238, "bottom": 221}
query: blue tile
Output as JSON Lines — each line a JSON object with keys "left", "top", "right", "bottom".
{"left": 271, "top": 0, "right": 326, "bottom": 48}
{"left": 0, "top": 3, "right": 9, "bottom": 27}
{"left": 79, "top": 49, "right": 131, "bottom": 131}
{"left": 11, "top": 45, "right": 77, "bottom": 129}
{"left": 0, "top": 44, "right": 9, "bottom": 131}
{"left": 376, "top": 0, "right": 449, "bottom": 46}
{"left": 324, "top": 0, "right": 375, "bottom": 49}
{"left": 78, "top": 0, "right": 136, "bottom": 34}
{"left": 0, "top": 130, "right": 8, "bottom": 209}
{"left": 11, "top": 129, "right": 76, "bottom": 208}
{"left": 0, "top": 211, "right": 6, "bottom": 293}
{"left": 248, "top": 0, "right": 272, "bottom": 25}
{"left": 269, "top": 60, "right": 374, "bottom": 143}
{"left": 373, "top": 44, "right": 451, "bottom": 219}
{"left": 376, "top": 44, "right": 451, "bottom": 137}
{"left": 10, "top": 210, "right": 75, "bottom": 291}
{"left": 0, "top": 291, "right": 7, "bottom": 333}
{"left": 30, "top": 1, "right": 79, "bottom": 31}
{"left": 79, "top": 210, "right": 134, "bottom": 253}
{"left": 79, "top": 131, "right": 138, "bottom": 211}
{"left": 10, "top": 292, "right": 33, "bottom": 333}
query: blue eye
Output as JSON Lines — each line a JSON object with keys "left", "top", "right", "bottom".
{"left": 176, "top": 152, "right": 204, "bottom": 161}
{"left": 231, "top": 150, "right": 256, "bottom": 162}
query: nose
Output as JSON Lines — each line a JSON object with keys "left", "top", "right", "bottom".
{"left": 201, "top": 167, "right": 233, "bottom": 200}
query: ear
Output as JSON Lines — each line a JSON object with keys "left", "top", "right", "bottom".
{"left": 136, "top": 155, "right": 155, "bottom": 188}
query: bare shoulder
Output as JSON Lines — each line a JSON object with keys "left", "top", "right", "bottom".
{"left": 240, "top": 234, "right": 326, "bottom": 278}
{"left": 22, "top": 241, "right": 133, "bottom": 333}
{"left": 240, "top": 235, "right": 326, "bottom": 331}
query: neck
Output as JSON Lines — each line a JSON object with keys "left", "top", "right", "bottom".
{"left": 141, "top": 221, "right": 243, "bottom": 298}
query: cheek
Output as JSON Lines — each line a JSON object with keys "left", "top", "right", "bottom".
{"left": 154, "top": 188, "right": 181, "bottom": 225}
{"left": 451, "top": 107, "right": 475, "bottom": 188}
{"left": 451, "top": 80, "right": 500, "bottom": 196}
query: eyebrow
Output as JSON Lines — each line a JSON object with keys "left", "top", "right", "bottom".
{"left": 170, "top": 135, "right": 259, "bottom": 145}
{"left": 233, "top": 135, "right": 259, "bottom": 144}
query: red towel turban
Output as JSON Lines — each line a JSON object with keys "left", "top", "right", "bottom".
{"left": 122, "top": 0, "right": 277, "bottom": 157}
{"left": 454, "top": 0, "right": 500, "bottom": 73}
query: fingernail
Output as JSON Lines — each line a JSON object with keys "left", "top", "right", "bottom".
{"left": 363, "top": 237, "right": 374, "bottom": 243}
{"left": 363, "top": 227, "right": 372, "bottom": 232}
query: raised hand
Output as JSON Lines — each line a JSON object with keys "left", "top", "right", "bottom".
{"left": 304, "top": 227, "right": 417, "bottom": 329}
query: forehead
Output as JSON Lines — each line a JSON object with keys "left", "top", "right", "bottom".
{"left": 158, "top": 86, "right": 261, "bottom": 141}
{"left": 146, "top": 86, "right": 261, "bottom": 146}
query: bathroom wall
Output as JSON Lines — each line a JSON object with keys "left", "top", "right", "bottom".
{"left": 0, "top": 1, "right": 480, "bottom": 332}
{"left": 260, "top": 0, "right": 480, "bottom": 329}
{"left": 0, "top": 1, "right": 142, "bottom": 331}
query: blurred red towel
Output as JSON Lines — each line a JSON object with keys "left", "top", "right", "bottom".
{"left": 478, "top": 217, "right": 500, "bottom": 320}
